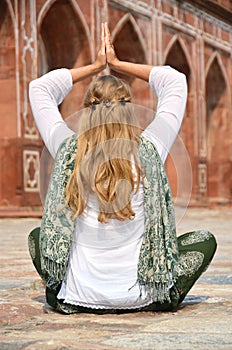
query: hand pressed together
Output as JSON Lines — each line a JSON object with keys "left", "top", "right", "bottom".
{"left": 94, "top": 23, "right": 119, "bottom": 72}
{"left": 70, "top": 22, "right": 151, "bottom": 84}
{"left": 104, "top": 22, "right": 119, "bottom": 68}
{"left": 94, "top": 23, "right": 107, "bottom": 72}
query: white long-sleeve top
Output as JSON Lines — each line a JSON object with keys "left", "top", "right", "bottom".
{"left": 29, "top": 66, "right": 187, "bottom": 309}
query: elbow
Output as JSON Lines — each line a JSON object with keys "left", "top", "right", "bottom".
{"left": 169, "top": 67, "right": 188, "bottom": 99}
{"left": 29, "top": 78, "right": 38, "bottom": 90}
{"left": 181, "top": 72, "right": 187, "bottom": 88}
{"left": 180, "top": 72, "right": 188, "bottom": 90}
{"left": 183, "top": 76, "right": 188, "bottom": 103}
{"left": 178, "top": 72, "right": 188, "bottom": 102}
{"left": 28, "top": 81, "right": 35, "bottom": 104}
{"left": 29, "top": 78, "right": 40, "bottom": 93}
{"left": 28, "top": 79, "right": 38, "bottom": 101}
{"left": 29, "top": 78, "right": 45, "bottom": 104}
{"left": 177, "top": 71, "right": 187, "bottom": 86}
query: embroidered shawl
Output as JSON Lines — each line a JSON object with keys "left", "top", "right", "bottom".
{"left": 39, "top": 134, "right": 179, "bottom": 303}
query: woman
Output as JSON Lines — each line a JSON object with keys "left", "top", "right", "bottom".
{"left": 28, "top": 23, "right": 216, "bottom": 314}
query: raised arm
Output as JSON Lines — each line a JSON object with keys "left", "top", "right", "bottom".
{"left": 29, "top": 24, "right": 106, "bottom": 158}
{"left": 104, "top": 22, "right": 187, "bottom": 162}
{"left": 144, "top": 66, "right": 187, "bottom": 162}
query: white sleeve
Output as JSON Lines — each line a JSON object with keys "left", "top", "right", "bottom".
{"left": 141, "top": 66, "right": 187, "bottom": 163}
{"left": 29, "top": 68, "right": 75, "bottom": 158}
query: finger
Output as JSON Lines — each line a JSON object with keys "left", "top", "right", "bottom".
{"left": 98, "top": 23, "right": 105, "bottom": 54}
{"left": 104, "top": 22, "right": 111, "bottom": 45}
{"left": 100, "top": 23, "right": 105, "bottom": 51}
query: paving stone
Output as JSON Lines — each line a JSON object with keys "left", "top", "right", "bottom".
{"left": 0, "top": 208, "right": 232, "bottom": 349}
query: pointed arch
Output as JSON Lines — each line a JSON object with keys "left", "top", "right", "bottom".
{"left": 38, "top": 0, "right": 92, "bottom": 118}
{"left": 206, "top": 52, "right": 230, "bottom": 200}
{"left": 3, "top": 0, "right": 15, "bottom": 28}
{"left": 69, "top": 0, "right": 93, "bottom": 59}
{"left": 206, "top": 54, "right": 228, "bottom": 136}
{"left": 38, "top": 0, "right": 93, "bottom": 64}
{"left": 205, "top": 52, "right": 230, "bottom": 91}
{"left": 163, "top": 34, "right": 178, "bottom": 61}
{"left": 38, "top": 0, "right": 60, "bottom": 28}
{"left": 111, "top": 15, "right": 147, "bottom": 73}
{"left": 206, "top": 53, "right": 228, "bottom": 130}
{"left": 0, "top": 0, "right": 17, "bottom": 138}
{"left": 164, "top": 36, "right": 193, "bottom": 85}
{"left": 111, "top": 13, "right": 148, "bottom": 63}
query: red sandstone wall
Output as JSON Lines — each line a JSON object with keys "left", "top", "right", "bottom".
{"left": 0, "top": 0, "right": 231, "bottom": 216}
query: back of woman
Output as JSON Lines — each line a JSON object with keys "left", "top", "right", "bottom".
{"left": 28, "top": 23, "right": 217, "bottom": 314}
{"left": 60, "top": 74, "right": 149, "bottom": 309}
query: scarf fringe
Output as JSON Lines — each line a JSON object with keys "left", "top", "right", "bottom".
{"left": 138, "top": 281, "right": 171, "bottom": 303}
{"left": 43, "top": 256, "right": 66, "bottom": 284}
{"left": 132, "top": 270, "right": 178, "bottom": 304}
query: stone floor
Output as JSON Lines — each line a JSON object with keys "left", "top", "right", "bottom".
{"left": 0, "top": 208, "right": 232, "bottom": 350}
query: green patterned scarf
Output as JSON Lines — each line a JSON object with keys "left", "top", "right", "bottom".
{"left": 40, "top": 134, "right": 179, "bottom": 303}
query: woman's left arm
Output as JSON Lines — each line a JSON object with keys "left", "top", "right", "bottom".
{"left": 29, "top": 68, "right": 75, "bottom": 158}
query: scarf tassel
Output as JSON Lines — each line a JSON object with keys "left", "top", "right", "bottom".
{"left": 130, "top": 269, "right": 177, "bottom": 304}
{"left": 138, "top": 281, "right": 172, "bottom": 303}
{"left": 43, "top": 257, "right": 66, "bottom": 286}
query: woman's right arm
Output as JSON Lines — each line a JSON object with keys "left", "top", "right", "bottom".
{"left": 142, "top": 66, "right": 187, "bottom": 162}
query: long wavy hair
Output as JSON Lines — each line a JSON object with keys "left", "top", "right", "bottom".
{"left": 65, "top": 75, "right": 141, "bottom": 223}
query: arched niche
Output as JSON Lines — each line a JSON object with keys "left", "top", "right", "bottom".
{"left": 206, "top": 55, "right": 230, "bottom": 201}
{"left": 39, "top": 0, "right": 91, "bottom": 118}
{"left": 0, "top": 0, "right": 17, "bottom": 138}
{"left": 165, "top": 40, "right": 191, "bottom": 82}
{"left": 111, "top": 19, "right": 150, "bottom": 107}
{"left": 164, "top": 39, "right": 193, "bottom": 203}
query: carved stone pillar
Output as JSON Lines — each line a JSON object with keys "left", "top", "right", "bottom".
{"left": 19, "top": 0, "right": 42, "bottom": 210}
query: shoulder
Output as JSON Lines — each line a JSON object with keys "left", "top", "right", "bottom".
{"left": 139, "top": 135, "right": 163, "bottom": 165}
{"left": 52, "top": 134, "right": 78, "bottom": 169}
{"left": 56, "top": 134, "right": 77, "bottom": 155}
{"left": 139, "top": 135, "right": 156, "bottom": 152}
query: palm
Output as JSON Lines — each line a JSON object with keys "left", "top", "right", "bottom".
{"left": 104, "top": 23, "right": 118, "bottom": 66}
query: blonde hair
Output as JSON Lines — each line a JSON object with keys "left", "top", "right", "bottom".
{"left": 65, "top": 75, "right": 141, "bottom": 223}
